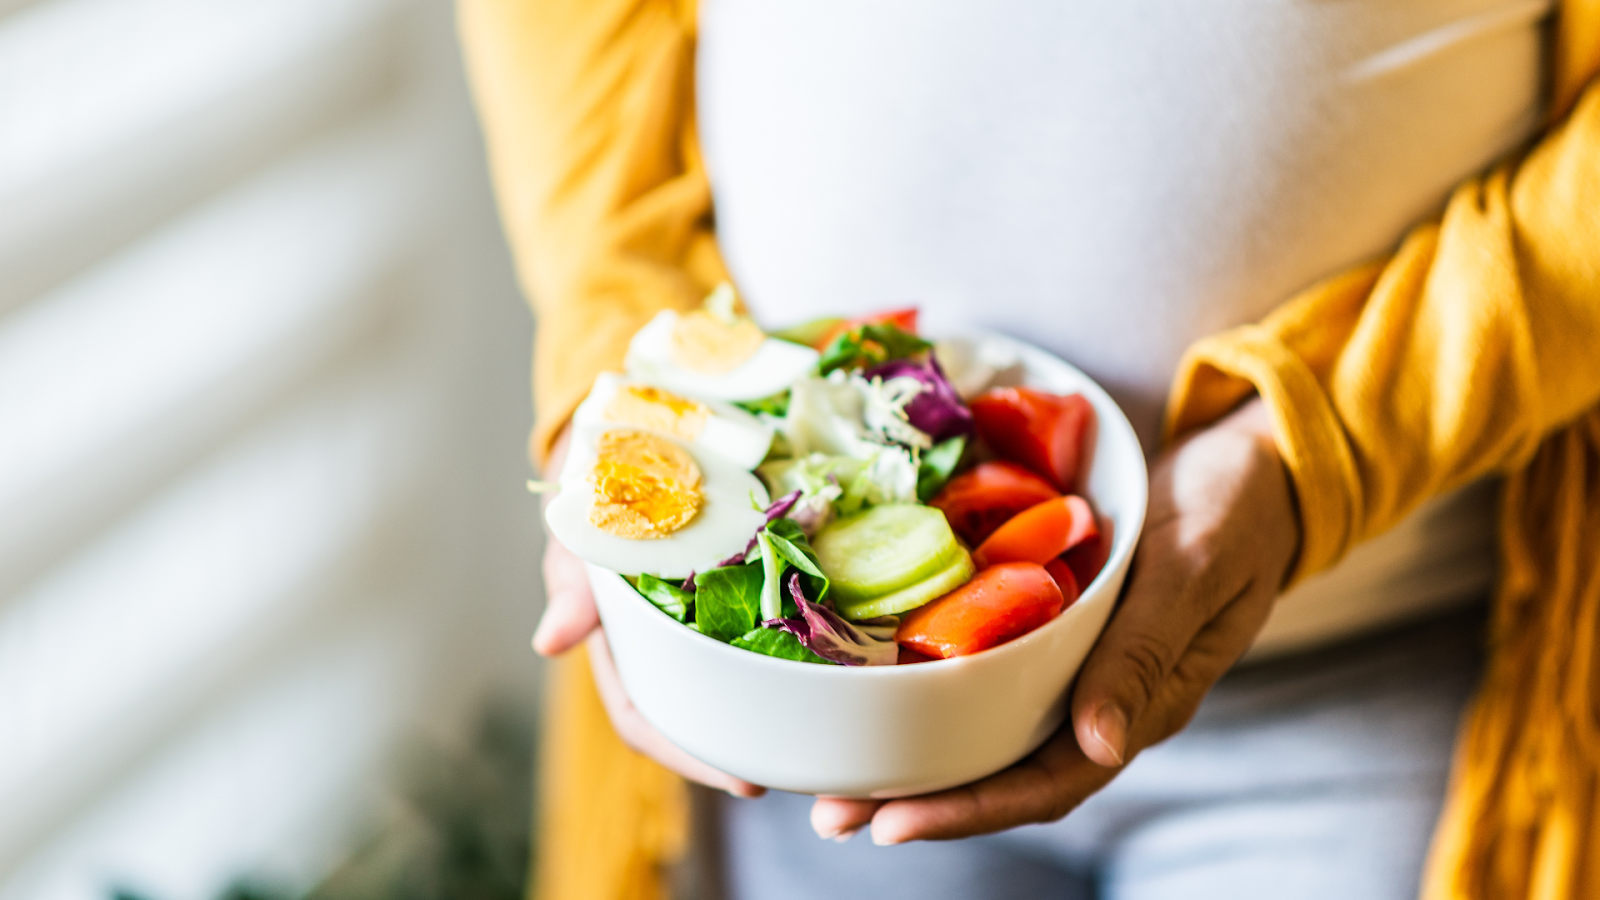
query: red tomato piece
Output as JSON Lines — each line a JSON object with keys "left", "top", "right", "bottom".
{"left": 896, "top": 563, "right": 1065, "bottom": 659}
{"left": 929, "top": 461, "right": 1061, "bottom": 546}
{"left": 1062, "top": 516, "right": 1114, "bottom": 590}
{"left": 812, "top": 307, "right": 921, "bottom": 349}
{"left": 970, "top": 387, "right": 1094, "bottom": 492}
{"left": 1043, "top": 558, "right": 1081, "bottom": 608}
{"left": 862, "top": 307, "right": 919, "bottom": 334}
{"left": 972, "top": 495, "right": 1098, "bottom": 569}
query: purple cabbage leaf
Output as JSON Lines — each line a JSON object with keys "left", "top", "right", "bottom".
{"left": 863, "top": 353, "right": 974, "bottom": 443}
{"left": 763, "top": 573, "right": 899, "bottom": 667}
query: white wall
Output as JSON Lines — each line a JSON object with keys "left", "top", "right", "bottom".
{"left": 0, "top": 0, "right": 545, "bottom": 896}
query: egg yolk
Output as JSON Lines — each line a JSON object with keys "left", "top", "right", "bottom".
{"left": 604, "top": 384, "right": 710, "bottom": 440}
{"left": 670, "top": 310, "right": 765, "bottom": 375}
{"left": 589, "top": 430, "right": 703, "bottom": 539}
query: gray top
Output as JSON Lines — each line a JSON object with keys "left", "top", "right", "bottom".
{"left": 698, "top": 0, "right": 1549, "bottom": 652}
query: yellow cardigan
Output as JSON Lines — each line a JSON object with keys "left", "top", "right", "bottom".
{"left": 457, "top": 2, "right": 1600, "bottom": 898}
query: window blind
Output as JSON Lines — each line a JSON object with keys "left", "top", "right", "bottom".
{"left": 0, "top": 0, "right": 542, "bottom": 896}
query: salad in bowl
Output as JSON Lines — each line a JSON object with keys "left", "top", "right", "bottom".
{"left": 542, "top": 285, "right": 1147, "bottom": 796}
{"left": 545, "top": 285, "right": 1113, "bottom": 668}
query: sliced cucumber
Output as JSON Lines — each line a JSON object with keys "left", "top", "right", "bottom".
{"left": 814, "top": 504, "right": 966, "bottom": 605}
{"left": 836, "top": 550, "right": 975, "bottom": 621}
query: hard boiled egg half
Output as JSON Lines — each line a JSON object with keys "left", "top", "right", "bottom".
{"left": 546, "top": 424, "right": 770, "bottom": 578}
{"left": 625, "top": 305, "right": 819, "bottom": 403}
{"left": 572, "top": 372, "right": 774, "bottom": 470}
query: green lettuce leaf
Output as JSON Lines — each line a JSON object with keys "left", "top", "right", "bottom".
{"left": 764, "top": 519, "right": 830, "bottom": 604}
{"left": 757, "top": 531, "right": 785, "bottom": 621}
{"left": 731, "top": 626, "right": 834, "bottom": 664}
{"left": 749, "top": 518, "right": 830, "bottom": 621}
{"left": 635, "top": 574, "right": 693, "bottom": 623}
{"left": 694, "top": 562, "right": 765, "bottom": 642}
{"left": 733, "top": 390, "right": 791, "bottom": 418}
{"left": 817, "top": 323, "right": 932, "bottom": 375}
{"left": 770, "top": 316, "right": 845, "bottom": 349}
{"left": 917, "top": 435, "right": 967, "bottom": 502}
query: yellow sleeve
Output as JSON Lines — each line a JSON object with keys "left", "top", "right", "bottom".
{"left": 458, "top": 0, "right": 727, "bottom": 467}
{"left": 1167, "top": 69, "right": 1600, "bottom": 583}
{"left": 458, "top": 6, "right": 710, "bottom": 900}
{"left": 1168, "top": 14, "right": 1600, "bottom": 895}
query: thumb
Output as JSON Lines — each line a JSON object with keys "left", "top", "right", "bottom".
{"left": 1070, "top": 399, "right": 1295, "bottom": 768}
{"left": 1068, "top": 531, "right": 1213, "bottom": 767}
{"left": 532, "top": 425, "right": 601, "bottom": 657}
{"left": 533, "top": 537, "right": 601, "bottom": 656}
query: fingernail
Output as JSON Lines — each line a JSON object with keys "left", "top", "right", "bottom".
{"left": 1089, "top": 703, "right": 1128, "bottom": 766}
{"left": 830, "top": 827, "right": 862, "bottom": 843}
{"left": 871, "top": 829, "right": 901, "bottom": 847}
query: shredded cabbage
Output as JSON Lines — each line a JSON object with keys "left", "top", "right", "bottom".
{"left": 760, "top": 447, "right": 917, "bottom": 529}
{"left": 863, "top": 354, "right": 974, "bottom": 442}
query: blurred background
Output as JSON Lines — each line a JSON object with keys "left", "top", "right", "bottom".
{"left": 0, "top": 0, "right": 546, "bottom": 898}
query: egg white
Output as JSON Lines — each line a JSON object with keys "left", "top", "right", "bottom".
{"left": 625, "top": 310, "right": 820, "bottom": 403}
{"left": 572, "top": 372, "right": 775, "bottom": 470}
{"left": 547, "top": 425, "right": 772, "bottom": 578}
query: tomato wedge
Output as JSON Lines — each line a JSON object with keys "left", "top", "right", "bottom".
{"left": 929, "top": 461, "right": 1061, "bottom": 546}
{"left": 811, "top": 307, "right": 921, "bottom": 350}
{"left": 896, "top": 563, "right": 1065, "bottom": 659}
{"left": 972, "top": 495, "right": 1098, "bottom": 569}
{"left": 1062, "top": 516, "right": 1113, "bottom": 590}
{"left": 970, "top": 387, "right": 1094, "bottom": 492}
{"left": 1043, "top": 558, "right": 1081, "bottom": 608}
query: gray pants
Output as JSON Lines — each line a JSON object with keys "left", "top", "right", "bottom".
{"left": 717, "top": 606, "right": 1485, "bottom": 900}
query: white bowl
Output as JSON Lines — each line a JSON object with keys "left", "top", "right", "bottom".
{"left": 587, "top": 333, "right": 1148, "bottom": 797}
